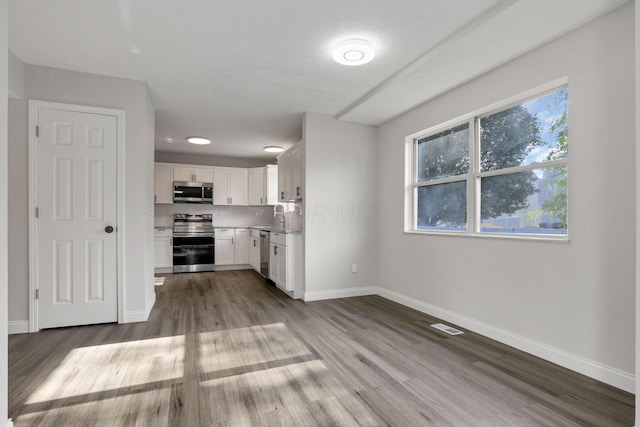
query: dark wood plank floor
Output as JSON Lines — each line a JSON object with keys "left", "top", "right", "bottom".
{"left": 8, "top": 270, "right": 635, "bottom": 426}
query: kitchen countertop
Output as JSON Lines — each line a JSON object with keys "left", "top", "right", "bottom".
{"left": 155, "top": 225, "right": 299, "bottom": 233}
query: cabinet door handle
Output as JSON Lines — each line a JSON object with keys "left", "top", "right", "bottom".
{"left": 227, "top": 197, "right": 232, "bottom": 204}
{"left": 253, "top": 240, "right": 256, "bottom": 247}
{"left": 232, "top": 238, "right": 234, "bottom": 245}
{"left": 296, "top": 186, "right": 301, "bottom": 197}
{"left": 280, "top": 191, "right": 284, "bottom": 200}
{"left": 274, "top": 246, "right": 278, "bottom": 255}
{"left": 260, "top": 197, "right": 263, "bottom": 205}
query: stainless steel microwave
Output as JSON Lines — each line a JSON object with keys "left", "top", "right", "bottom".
{"left": 173, "top": 181, "right": 213, "bottom": 203}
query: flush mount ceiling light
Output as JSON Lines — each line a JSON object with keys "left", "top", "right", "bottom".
{"left": 333, "top": 39, "right": 375, "bottom": 66}
{"left": 186, "top": 136, "right": 211, "bottom": 145}
{"left": 264, "top": 146, "right": 284, "bottom": 153}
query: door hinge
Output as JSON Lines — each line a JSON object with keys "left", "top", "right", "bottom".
{"left": 35, "top": 125, "right": 39, "bottom": 137}
{"left": 35, "top": 207, "right": 39, "bottom": 218}
{"left": 35, "top": 289, "right": 39, "bottom": 300}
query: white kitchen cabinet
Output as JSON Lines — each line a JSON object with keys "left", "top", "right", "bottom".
{"left": 213, "top": 167, "right": 248, "bottom": 205}
{"left": 278, "top": 152, "right": 291, "bottom": 202}
{"left": 154, "top": 164, "right": 174, "bottom": 204}
{"left": 214, "top": 228, "right": 235, "bottom": 265}
{"left": 154, "top": 228, "right": 173, "bottom": 269}
{"left": 234, "top": 228, "right": 250, "bottom": 264}
{"left": 269, "top": 231, "right": 298, "bottom": 292}
{"left": 215, "top": 228, "right": 251, "bottom": 266}
{"left": 264, "top": 165, "right": 279, "bottom": 205}
{"left": 249, "top": 230, "right": 261, "bottom": 272}
{"left": 173, "top": 166, "right": 213, "bottom": 183}
{"left": 249, "top": 165, "right": 279, "bottom": 205}
{"left": 277, "top": 142, "right": 302, "bottom": 201}
{"left": 248, "top": 168, "right": 263, "bottom": 205}
{"left": 290, "top": 145, "right": 303, "bottom": 200}
{"left": 269, "top": 241, "right": 286, "bottom": 289}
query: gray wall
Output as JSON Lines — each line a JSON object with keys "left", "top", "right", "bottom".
{"left": 8, "top": 50, "right": 24, "bottom": 99}
{"left": 304, "top": 112, "right": 379, "bottom": 299}
{"left": 0, "top": 0, "right": 9, "bottom": 423}
{"left": 376, "top": 4, "right": 635, "bottom": 390}
{"left": 8, "top": 63, "right": 156, "bottom": 324}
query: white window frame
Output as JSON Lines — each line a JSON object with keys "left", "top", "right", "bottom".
{"left": 405, "top": 79, "right": 569, "bottom": 241}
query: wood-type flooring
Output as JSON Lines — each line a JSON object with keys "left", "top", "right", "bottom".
{"left": 8, "top": 270, "right": 635, "bottom": 426}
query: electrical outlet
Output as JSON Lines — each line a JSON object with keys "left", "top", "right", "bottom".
{"left": 352, "top": 264, "right": 358, "bottom": 273}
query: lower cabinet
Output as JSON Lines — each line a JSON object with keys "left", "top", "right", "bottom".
{"left": 234, "top": 229, "right": 250, "bottom": 264}
{"left": 249, "top": 231, "right": 261, "bottom": 272}
{"left": 215, "top": 229, "right": 235, "bottom": 265}
{"left": 269, "top": 242, "right": 288, "bottom": 290}
{"left": 215, "top": 228, "right": 250, "bottom": 267}
{"left": 154, "top": 228, "right": 173, "bottom": 271}
{"left": 269, "top": 232, "right": 299, "bottom": 292}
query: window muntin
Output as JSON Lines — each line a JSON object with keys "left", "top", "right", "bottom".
{"left": 411, "top": 86, "right": 568, "bottom": 238}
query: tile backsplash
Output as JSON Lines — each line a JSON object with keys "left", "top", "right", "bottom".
{"left": 154, "top": 204, "right": 275, "bottom": 228}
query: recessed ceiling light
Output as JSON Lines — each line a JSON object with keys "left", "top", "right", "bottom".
{"left": 187, "top": 136, "right": 211, "bottom": 145}
{"left": 333, "top": 39, "right": 375, "bottom": 66}
{"left": 264, "top": 146, "right": 284, "bottom": 153}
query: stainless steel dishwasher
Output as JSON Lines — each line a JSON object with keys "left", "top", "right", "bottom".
{"left": 259, "top": 230, "right": 270, "bottom": 279}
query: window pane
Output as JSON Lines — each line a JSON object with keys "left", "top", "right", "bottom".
{"left": 480, "top": 88, "right": 568, "bottom": 172}
{"left": 417, "top": 123, "right": 469, "bottom": 181}
{"left": 480, "top": 167, "right": 567, "bottom": 235}
{"left": 417, "top": 181, "right": 467, "bottom": 231}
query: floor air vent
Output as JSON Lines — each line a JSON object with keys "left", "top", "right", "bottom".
{"left": 431, "top": 323, "right": 464, "bottom": 336}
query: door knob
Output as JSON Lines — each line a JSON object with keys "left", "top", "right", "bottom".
{"left": 105, "top": 226, "right": 114, "bottom": 233}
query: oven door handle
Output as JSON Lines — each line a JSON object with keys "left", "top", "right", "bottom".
{"left": 173, "top": 233, "right": 215, "bottom": 238}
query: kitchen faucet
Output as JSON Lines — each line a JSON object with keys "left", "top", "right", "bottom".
{"left": 274, "top": 204, "right": 285, "bottom": 223}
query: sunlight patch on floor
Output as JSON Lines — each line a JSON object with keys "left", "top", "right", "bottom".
{"left": 198, "top": 323, "right": 311, "bottom": 372}
{"left": 199, "top": 360, "right": 372, "bottom": 426}
{"left": 26, "top": 335, "right": 185, "bottom": 404}
{"left": 154, "top": 276, "right": 166, "bottom": 286}
{"left": 17, "top": 388, "right": 172, "bottom": 426}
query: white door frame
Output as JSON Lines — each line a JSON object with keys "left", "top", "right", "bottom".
{"left": 28, "top": 100, "right": 126, "bottom": 332}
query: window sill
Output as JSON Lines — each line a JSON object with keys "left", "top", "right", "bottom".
{"left": 404, "top": 229, "right": 570, "bottom": 243}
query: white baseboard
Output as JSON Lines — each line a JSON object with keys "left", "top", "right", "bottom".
{"left": 123, "top": 293, "right": 156, "bottom": 323}
{"left": 377, "top": 287, "right": 635, "bottom": 393}
{"left": 304, "top": 286, "right": 377, "bottom": 302}
{"left": 4, "top": 418, "right": 14, "bottom": 427}
{"left": 8, "top": 320, "right": 29, "bottom": 335}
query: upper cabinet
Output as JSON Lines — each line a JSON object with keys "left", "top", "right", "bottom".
{"left": 248, "top": 168, "right": 263, "bottom": 205}
{"left": 173, "top": 166, "right": 213, "bottom": 183}
{"left": 213, "top": 167, "right": 247, "bottom": 206}
{"left": 154, "top": 163, "right": 174, "bottom": 204}
{"left": 290, "top": 145, "right": 303, "bottom": 200}
{"left": 278, "top": 142, "right": 303, "bottom": 202}
{"left": 249, "top": 165, "right": 279, "bottom": 205}
{"left": 154, "top": 162, "right": 277, "bottom": 206}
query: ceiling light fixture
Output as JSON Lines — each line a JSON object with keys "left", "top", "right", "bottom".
{"left": 264, "top": 146, "right": 284, "bottom": 153}
{"left": 333, "top": 39, "right": 375, "bottom": 66}
{"left": 186, "top": 136, "right": 211, "bottom": 145}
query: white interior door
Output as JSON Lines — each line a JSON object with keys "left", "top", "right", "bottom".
{"left": 36, "top": 107, "right": 118, "bottom": 329}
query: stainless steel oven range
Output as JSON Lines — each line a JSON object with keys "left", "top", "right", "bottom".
{"left": 173, "top": 213, "right": 215, "bottom": 273}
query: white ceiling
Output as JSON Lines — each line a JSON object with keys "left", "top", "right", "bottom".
{"left": 9, "top": 0, "right": 630, "bottom": 160}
